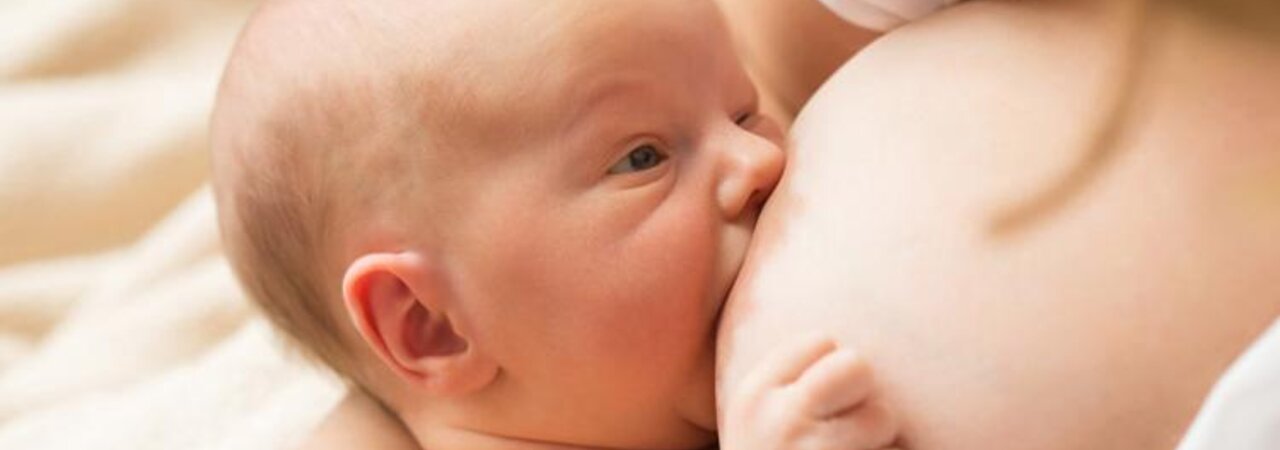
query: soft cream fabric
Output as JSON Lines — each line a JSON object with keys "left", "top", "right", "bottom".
{"left": 0, "top": 1, "right": 346, "bottom": 449}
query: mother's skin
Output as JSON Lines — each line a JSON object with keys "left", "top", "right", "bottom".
{"left": 719, "top": 0, "right": 1280, "bottom": 448}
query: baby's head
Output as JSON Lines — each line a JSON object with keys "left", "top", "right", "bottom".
{"left": 211, "top": 0, "right": 784, "bottom": 447}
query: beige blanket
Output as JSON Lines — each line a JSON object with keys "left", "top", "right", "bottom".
{"left": 0, "top": 0, "right": 346, "bottom": 448}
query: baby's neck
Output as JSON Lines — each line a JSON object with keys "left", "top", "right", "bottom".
{"left": 412, "top": 423, "right": 716, "bottom": 450}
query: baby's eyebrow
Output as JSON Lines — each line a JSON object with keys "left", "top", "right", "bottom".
{"left": 560, "top": 78, "right": 634, "bottom": 130}
{"left": 562, "top": 75, "right": 677, "bottom": 141}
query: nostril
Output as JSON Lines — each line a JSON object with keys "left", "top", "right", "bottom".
{"left": 744, "top": 188, "right": 769, "bottom": 214}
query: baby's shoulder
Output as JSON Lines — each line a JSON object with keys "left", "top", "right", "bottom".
{"left": 296, "top": 392, "right": 420, "bottom": 450}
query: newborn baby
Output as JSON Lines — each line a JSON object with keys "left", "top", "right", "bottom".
{"left": 211, "top": 0, "right": 896, "bottom": 448}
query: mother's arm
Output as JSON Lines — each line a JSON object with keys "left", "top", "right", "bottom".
{"left": 714, "top": 0, "right": 878, "bottom": 124}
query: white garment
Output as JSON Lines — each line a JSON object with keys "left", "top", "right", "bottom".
{"left": 817, "top": 0, "right": 960, "bottom": 31}
{"left": 1178, "top": 317, "right": 1280, "bottom": 449}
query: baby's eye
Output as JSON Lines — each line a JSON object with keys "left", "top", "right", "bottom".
{"left": 734, "top": 111, "right": 754, "bottom": 126}
{"left": 607, "top": 144, "right": 668, "bottom": 175}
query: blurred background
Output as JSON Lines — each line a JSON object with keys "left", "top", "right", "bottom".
{"left": 0, "top": 1, "right": 346, "bottom": 448}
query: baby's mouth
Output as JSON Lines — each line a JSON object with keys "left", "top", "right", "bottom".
{"left": 711, "top": 229, "right": 756, "bottom": 332}
{"left": 710, "top": 267, "right": 740, "bottom": 327}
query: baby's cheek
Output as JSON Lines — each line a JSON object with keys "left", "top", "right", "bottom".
{"left": 620, "top": 206, "right": 719, "bottom": 340}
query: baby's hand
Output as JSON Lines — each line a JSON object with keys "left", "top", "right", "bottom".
{"left": 721, "top": 335, "right": 900, "bottom": 450}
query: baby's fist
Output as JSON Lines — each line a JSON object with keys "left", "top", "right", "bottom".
{"left": 721, "top": 335, "right": 899, "bottom": 450}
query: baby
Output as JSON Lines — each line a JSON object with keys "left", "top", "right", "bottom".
{"left": 211, "top": 0, "right": 897, "bottom": 448}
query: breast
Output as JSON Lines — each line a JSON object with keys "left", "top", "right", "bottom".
{"left": 716, "top": 1, "right": 1280, "bottom": 448}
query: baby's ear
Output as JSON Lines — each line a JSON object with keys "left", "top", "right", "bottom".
{"left": 342, "top": 251, "right": 498, "bottom": 397}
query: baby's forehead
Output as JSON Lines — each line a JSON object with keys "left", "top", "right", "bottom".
{"left": 410, "top": 1, "right": 732, "bottom": 135}
{"left": 235, "top": 0, "right": 729, "bottom": 153}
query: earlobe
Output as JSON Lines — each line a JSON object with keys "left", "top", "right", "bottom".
{"left": 342, "top": 252, "right": 498, "bottom": 397}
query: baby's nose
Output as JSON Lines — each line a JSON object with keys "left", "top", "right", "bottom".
{"left": 717, "top": 134, "right": 785, "bottom": 220}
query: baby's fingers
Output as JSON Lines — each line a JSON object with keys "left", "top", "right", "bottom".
{"left": 793, "top": 348, "right": 873, "bottom": 419}
{"left": 817, "top": 397, "right": 899, "bottom": 449}
{"left": 752, "top": 333, "right": 838, "bottom": 388}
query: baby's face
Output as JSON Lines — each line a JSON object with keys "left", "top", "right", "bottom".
{"left": 432, "top": 0, "right": 784, "bottom": 446}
